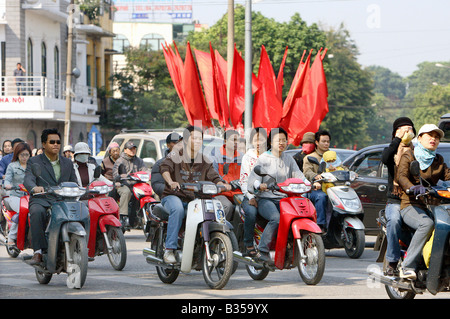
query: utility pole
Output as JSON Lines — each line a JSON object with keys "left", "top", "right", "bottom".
{"left": 244, "top": 0, "right": 252, "bottom": 138}
{"left": 227, "top": 0, "right": 234, "bottom": 101}
{"left": 64, "top": 0, "right": 75, "bottom": 146}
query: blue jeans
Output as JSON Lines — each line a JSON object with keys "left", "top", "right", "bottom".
{"left": 308, "top": 190, "right": 328, "bottom": 226}
{"left": 257, "top": 198, "right": 280, "bottom": 253}
{"left": 242, "top": 197, "right": 258, "bottom": 247}
{"left": 400, "top": 205, "right": 434, "bottom": 270}
{"left": 385, "top": 202, "right": 402, "bottom": 263}
{"left": 161, "top": 195, "right": 188, "bottom": 250}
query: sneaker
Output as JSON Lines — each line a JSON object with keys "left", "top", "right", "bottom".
{"left": 163, "top": 250, "right": 177, "bottom": 264}
{"left": 400, "top": 268, "right": 416, "bottom": 280}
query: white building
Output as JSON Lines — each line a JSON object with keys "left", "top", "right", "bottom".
{"left": 0, "top": 0, "right": 99, "bottom": 150}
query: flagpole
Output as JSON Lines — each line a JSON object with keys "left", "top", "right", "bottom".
{"left": 244, "top": 0, "right": 252, "bottom": 139}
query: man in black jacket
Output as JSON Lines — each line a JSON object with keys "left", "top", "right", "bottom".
{"left": 24, "top": 128, "right": 78, "bottom": 265}
{"left": 381, "top": 117, "right": 416, "bottom": 276}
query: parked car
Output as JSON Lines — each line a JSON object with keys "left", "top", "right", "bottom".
{"left": 342, "top": 142, "right": 450, "bottom": 235}
{"left": 108, "top": 129, "right": 223, "bottom": 168}
{"left": 438, "top": 113, "right": 450, "bottom": 142}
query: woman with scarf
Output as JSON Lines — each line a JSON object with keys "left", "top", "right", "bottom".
{"left": 381, "top": 117, "right": 416, "bottom": 276}
{"left": 396, "top": 124, "right": 450, "bottom": 279}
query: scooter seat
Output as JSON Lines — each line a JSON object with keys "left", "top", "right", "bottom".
{"left": 152, "top": 203, "right": 170, "bottom": 221}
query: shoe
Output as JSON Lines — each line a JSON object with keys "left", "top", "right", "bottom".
{"left": 163, "top": 250, "right": 177, "bottom": 264}
{"left": 243, "top": 246, "right": 261, "bottom": 259}
{"left": 257, "top": 251, "right": 272, "bottom": 264}
{"left": 400, "top": 268, "right": 416, "bottom": 280}
{"left": 385, "top": 265, "right": 399, "bottom": 277}
{"left": 30, "top": 252, "right": 43, "bottom": 266}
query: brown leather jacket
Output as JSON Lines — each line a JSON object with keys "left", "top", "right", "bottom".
{"left": 396, "top": 149, "right": 450, "bottom": 210}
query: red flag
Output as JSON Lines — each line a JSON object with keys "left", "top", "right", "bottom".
{"left": 183, "top": 42, "right": 212, "bottom": 128}
{"left": 210, "top": 45, "right": 230, "bottom": 128}
{"left": 229, "top": 45, "right": 261, "bottom": 129}
{"left": 252, "top": 45, "right": 283, "bottom": 131}
{"left": 276, "top": 46, "right": 288, "bottom": 103}
{"left": 195, "top": 48, "right": 218, "bottom": 120}
{"left": 280, "top": 49, "right": 328, "bottom": 146}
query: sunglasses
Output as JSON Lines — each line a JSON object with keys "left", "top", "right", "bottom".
{"left": 48, "top": 140, "right": 61, "bottom": 145}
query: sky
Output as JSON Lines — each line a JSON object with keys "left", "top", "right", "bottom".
{"left": 190, "top": 0, "right": 450, "bottom": 77}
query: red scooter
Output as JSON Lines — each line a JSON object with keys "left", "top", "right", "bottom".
{"left": 116, "top": 166, "right": 156, "bottom": 234}
{"left": 233, "top": 165, "right": 326, "bottom": 285}
{"left": 0, "top": 185, "right": 30, "bottom": 258}
{"left": 86, "top": 179, "right": 127, "bottom": 271}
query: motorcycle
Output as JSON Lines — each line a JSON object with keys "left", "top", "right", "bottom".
{"left": 0, "top": 184, "right": 30, "bottom": 258}
{"left": 115, "top": 166, "right": 155, "bottom": 233}
{"left": 307, "top": 157, "right": 365, "bottom": 258}
{"left": 86, "top": 168, "right": 127, "bottom": 271}
{"left": 369, "top": 160, "right": 450, "bottom": 299}
{"left": 232, "top": 165, "right": 326, "bottom": 285}
{"left": 143, "top": 181, "right": 234, "bottom": 289}
{"left": 22, "top": 163, "right": 91, "bottom": 289}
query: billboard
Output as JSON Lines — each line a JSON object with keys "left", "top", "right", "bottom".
{"left": 113, "top": 0, "right": 193, "bottom": 23}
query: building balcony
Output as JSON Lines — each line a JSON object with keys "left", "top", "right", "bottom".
{"left": 0, "top": 76, "right": 99, "bottom": 123}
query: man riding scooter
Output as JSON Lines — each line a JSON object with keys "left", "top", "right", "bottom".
{"left": 112, "top": 141, "right": 149, "bottom": 228}
{"left": 24, "top": 128, "right": 78, "bottom": 265}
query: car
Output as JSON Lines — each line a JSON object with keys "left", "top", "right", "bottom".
{"left": 438, "top": 113, "right": 450, "bottom": 142}
{"left": 341, "top": 142, "right": 450, "bottom": 236}
{"left": 108, "top": 129, "right": 223, "bottom": 168}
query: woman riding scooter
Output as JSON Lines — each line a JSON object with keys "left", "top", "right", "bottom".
{"left": 248, "top": 127, "right": 308, "bottom": 263}
{"left": 396, "top": 124, "right": 450, "bottom": 279}
{"left": 72, "top": 142, "right": 112, "bottom": 187}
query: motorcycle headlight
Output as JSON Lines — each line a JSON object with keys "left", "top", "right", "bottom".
{"left": 321, "top": 172, "right": 337, "bottom": 182}
{"left": 202, "top": 184, "right": 218, "bottom": 195}
{"left": 341, "top": 198, "right": 361, "bottom": 210}
{"left": 281, "top": 183, "right": 311, "bottom": 193}
{"left": 92, "top": 185, "right": 113, "bottom": 194}
{"left": 137, "top": 173, "right": 150, "bottom": 182}
{"left": 54, "top": 186, "right": 86, "bottom": 197}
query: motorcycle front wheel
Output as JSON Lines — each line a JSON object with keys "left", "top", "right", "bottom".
{"left": 106, "top": 226, "right": 127, "bottom": 271}
{"left": 67, "top": 234, "right": 88, "bottom": 289}
{"left": 297, "top": 232, "right": 325, "bottom": 285}
{"left": 202, "top": 232, "right": 233, "bottom": 289}
{"left": 344, "top": 228, "right": 365, "bottom": 259}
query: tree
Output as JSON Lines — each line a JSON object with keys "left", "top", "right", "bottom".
{"left": 103, "top": 46, "right": 189, "bottom": 131}
{"left": 320, "top": 24, "right": 373, "bottom": 148}
{"left": 412, "top": 84, "right": 450, "bottom": 129}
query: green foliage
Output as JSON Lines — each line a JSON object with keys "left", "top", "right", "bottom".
{"left": 412, "top": 84, "right": 450, "bottom": 128}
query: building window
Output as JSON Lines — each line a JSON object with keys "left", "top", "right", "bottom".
{"left": 54, "top": 46, "right": 60, "bottom": 97}
{"left": 27, "top": 38, "right": 33, "bottom": 76}
{"left": 41, "top": 42, "right": 47, "bottom": 77}
{"left": 113, "top": 34, "right": 130, "bottom": 54}
{"left": 139, "top": 33, "right": 164, "bottom": 51}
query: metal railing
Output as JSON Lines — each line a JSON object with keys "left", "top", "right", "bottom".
{"left": 0, "top": 76, "right": 97, "bottom": 104}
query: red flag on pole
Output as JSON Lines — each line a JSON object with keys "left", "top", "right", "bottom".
{"left": 276, "top": 46, "right": 288, "bottom": 104}
{"left": 183, "top": 42, "right": 212, "bottom": 128}
{"left": 229, "top": 45, "right": 260, "bottom": 129}
{"left": 252, "top": 45, "right": 283, "bottom": 131}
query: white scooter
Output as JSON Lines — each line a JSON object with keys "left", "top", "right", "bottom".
{"left": 143, "top": 181, "right": 234, "bottom": 289}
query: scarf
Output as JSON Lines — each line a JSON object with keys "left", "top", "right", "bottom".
{"left": 414, "top": 142, "right": 436, "bottom": 170}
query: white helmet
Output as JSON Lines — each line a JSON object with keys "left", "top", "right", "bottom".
{"left": 73, "top": 142, "right": 91, "bottom": 155}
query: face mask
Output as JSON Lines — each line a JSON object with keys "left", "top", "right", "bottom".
{"left": 401, "top": 131, "right": 415, "bottom": 145}
{"left": 302, "top": 143, "right": 315, "bottom": 154}
{"left": 75, "top": 154, "right": 89, "bottom": 163}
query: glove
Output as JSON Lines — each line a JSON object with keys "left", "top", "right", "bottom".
{"left": 409, "top": 185, "right": 426, "bottom": 196}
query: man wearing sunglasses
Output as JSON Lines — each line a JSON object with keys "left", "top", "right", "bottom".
{"left": 24, "top": 128, "right": 78, "bottom": 265}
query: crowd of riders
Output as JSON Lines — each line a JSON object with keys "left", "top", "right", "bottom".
{"left": 1, "top": 117, "right": 449, "bottom": 281}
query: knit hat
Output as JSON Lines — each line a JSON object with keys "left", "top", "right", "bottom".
{"left": 300, "top": 132, "right": 315, "bottom": 145}
{"left": 392, "top": 117, "right": 416, "bottom": 139}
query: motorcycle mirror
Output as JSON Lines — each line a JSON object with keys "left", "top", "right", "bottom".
{"left": 93, "top": 165, "right": 102, "bottom": 179}
{"left": 31, "top": 163, "right": 42, "bottom": 177}
{"left": 222, "top": 163, "right": 229, "bottom": 176}
{"left": 307, "top": 156, "right": 320, "bottom": 166}
{"left": 409, "top": 161, "right": 420, "bottom": 177}
{"left": 118, "top": 164, "right": 127, "bottom": 175}
{"left": 318, "top": 162, "right": 326, "bottom": 174}
{"left": 253, "top": 165, "right": 267, "bottom": 177}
